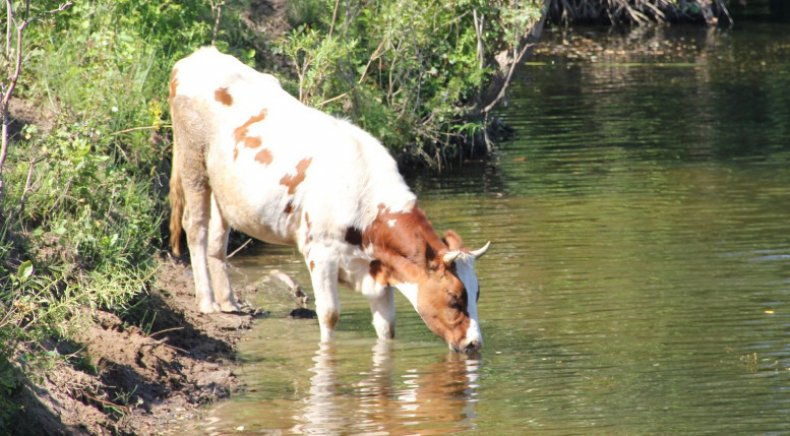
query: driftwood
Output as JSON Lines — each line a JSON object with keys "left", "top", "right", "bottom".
{"left": 269, "top": 269, "right": 310, "bottom": 308}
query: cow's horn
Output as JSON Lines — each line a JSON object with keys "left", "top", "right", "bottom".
{"left": 470, "top": 241, "right": 491, "bottom": 259}
{"left": 442, "top": 250, "right": 462, "bottom": 266}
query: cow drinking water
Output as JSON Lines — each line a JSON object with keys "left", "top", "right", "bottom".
{"left": 168, "top": 47, "right": 490, "bottom": 353}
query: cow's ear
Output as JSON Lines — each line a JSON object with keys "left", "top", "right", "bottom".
{"left": 442, "top": 230, "right": 464, "bottom": 250}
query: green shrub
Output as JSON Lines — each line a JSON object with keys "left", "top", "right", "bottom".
{"left": 280, "top": 0, "right": 543, "bottom": 166}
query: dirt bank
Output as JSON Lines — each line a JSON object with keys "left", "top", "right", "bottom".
{"left": 11, "top": 257, "right": 262, "bottom": 435}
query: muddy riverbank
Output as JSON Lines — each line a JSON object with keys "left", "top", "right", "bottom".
{"left": 10, "top": 257, "right": 261, "bottom": 435}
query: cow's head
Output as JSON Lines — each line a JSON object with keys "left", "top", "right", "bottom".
{"left": 415, "top": 232, "right": 489, "bottom": 354}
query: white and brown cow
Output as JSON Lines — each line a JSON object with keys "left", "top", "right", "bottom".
{"left": 168, "top": 47, "right": 490, "bottom": 353}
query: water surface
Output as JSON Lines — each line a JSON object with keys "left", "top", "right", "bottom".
{"left": 197, "top": 22, "right": 789, "bottom": 434}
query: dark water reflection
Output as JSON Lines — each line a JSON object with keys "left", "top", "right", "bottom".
{"left": 194, "top": 22, "right": 789, "bottom": 434}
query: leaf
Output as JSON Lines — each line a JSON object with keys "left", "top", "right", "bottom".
{"left": 17, "top": 261, "right": 34, "bottom": 282}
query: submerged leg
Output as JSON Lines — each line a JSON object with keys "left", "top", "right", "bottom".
{"left": 367, "top": 287, "right": 395, "bottom": 340}
{"left": 307, "top": 248, "right": 340, "bottom": 342}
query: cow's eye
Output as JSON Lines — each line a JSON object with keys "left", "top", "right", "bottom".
{"left": 447, "top": 293, "right": 466, "bottom": 311}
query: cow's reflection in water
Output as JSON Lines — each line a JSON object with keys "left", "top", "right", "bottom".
{"left": 294, "top": 341, "right": 480, "bottom": 434}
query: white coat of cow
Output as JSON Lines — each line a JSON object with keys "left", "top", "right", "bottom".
{"left": 168, "top": 47, "right": 489, "bottom": 353}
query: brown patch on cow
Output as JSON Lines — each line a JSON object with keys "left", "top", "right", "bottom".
{"left": 254, "top": 148, "right": 272, "bottom": 165}
{"left": 309, "top": 260, "right": 315, "bottom": 271}
{"left": 214, "top": 87, "right": 233, "bottom": 106}
{"left": 303, "top": 212, "right": 313, "bottom": 246}
{"left": 283, "top": 201, "right": 293, "bottom": 214}
{"left": 233, "top": 147, "right": 239, "bottom": 161}
{"left": 321, "top": 311, "right": 339, "bottom": 330}
{"left": 363, "top": 206, "right": 445, "bottom": 274}
{"left": 345, "top": 227, "right": 363, "bottom": 247}
{"left": 279, "top": 157, "right": 312, "bottom": 195}
{"left": 369, "top": 260, "right": 389, "bottom": 285}
{"left": 245, "top": 136, "right": 262, "bottom": 149}
{"left": 168, "top": 69, "right": 179, "bottom": 101}
{"left": 233, "top": 109, "right": 268, "bottom": 143}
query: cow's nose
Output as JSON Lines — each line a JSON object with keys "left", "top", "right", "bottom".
{"left": 464, "top": 339, "right": 481, "bottom": 354}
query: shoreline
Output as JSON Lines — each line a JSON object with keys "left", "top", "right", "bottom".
{"left": 10, "top": 257, "right": 259, "bottom": 435}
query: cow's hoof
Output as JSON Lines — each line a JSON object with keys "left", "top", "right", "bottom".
{"left": 219, "top": 301, "right": 242, "bottom": 313}
{"left": 199, "top": 300, "right": 221, "bottom": 314}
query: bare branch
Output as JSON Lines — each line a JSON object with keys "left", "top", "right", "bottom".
{"left": 13, "top": 154, "right": 38, "bottom": 219}
{"left": 328, "top": 0, "right": 340, "bottom": 38}
{"left": 209, "top": 0, "right": 224, "bottom": 46}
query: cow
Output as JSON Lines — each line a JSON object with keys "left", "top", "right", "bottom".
{"left": 168, "top": 47, "right": 490, "bottom": 353}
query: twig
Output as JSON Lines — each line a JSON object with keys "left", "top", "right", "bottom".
{"left": 328, "top": 0, "right": 341, "bottom": 38}
{"left": 148, "top": 326, "right": 184, "bottom": 338}
{"left": 209, "top": 0, "right": 224, "bottom": 46}
{"left": 80, "top": 391, "right": 131, "bottom": 415}
{"left": 357, "top": 39, "right": 385, "bottom": 85}
{"left": 472, "top": 9, "right": 485, "bottom": 70}
{"left": 110, "top": 124, "right": 171, "bottom": 135}
{"left": 716, "top": 0, "right": 733, "bottom": 27}
{"left": 316, "top": 92, "right": 348, "bottom": 108}
{"left": 227, "top": 238, "right": 252, "bottom": 259}
{"left": 14, "top": 155, "right": 38, "bottom": 218}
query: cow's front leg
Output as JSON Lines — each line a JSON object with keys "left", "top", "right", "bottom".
{"left": 207, "top": 194, "right": 241, "bottom": 313}
{"left": 366, "top": 285, "right": 395, "bottom": 340}
{"left": 307, "top": 250, "right": 340, "bottom": 342}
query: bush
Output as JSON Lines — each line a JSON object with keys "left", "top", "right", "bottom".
{"left": 279, "top": 0, "right": 543, "bottom": 167}
{"left": 0, "top": 2, "right": 226, "bottom": 417}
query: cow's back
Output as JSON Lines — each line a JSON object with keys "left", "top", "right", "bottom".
{"left": 170, "top": 47, "right": 415, "bottom": 249}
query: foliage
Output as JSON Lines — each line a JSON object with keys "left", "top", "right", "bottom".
{"left": 0, "top": 2, "right": 238, "bottom": 429}
{"left": 280, "top": 0, "right": 543, "bottom": 167}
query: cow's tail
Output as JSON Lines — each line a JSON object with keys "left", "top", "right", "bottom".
{"left": 169, "top": 149, "right": 185, "bottom": 257}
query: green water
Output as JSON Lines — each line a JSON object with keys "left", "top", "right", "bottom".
{"left": 195, "top": 23, "right": 789, "bottom": 434}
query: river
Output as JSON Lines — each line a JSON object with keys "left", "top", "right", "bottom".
{"left": 191, "top": 21, "right": 789, "bottom": 434}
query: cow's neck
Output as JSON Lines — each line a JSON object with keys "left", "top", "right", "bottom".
{"left": 364, "top": 205, "right": 445, "bottom": 305}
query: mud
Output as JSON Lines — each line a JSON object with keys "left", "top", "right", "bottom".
{"left": 12, "top": 257, "right": 263, "bottom": 435}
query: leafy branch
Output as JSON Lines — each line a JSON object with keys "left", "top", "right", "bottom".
{"left": 0, "top": 0, "right": 72, "bottom": 208}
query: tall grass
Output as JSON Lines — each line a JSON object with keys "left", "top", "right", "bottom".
{"left": 0, "top": 1, "right": 222, "bottom": 427}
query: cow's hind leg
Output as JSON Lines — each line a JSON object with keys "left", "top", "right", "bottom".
{"left": 171, "top": 95, "right": 219, "bottom": 314}
{"left": 183, "top": 185, "right": 219, "bottom": 313}
{"left": 207, "top": 194, "right": 241, "bottom": 312}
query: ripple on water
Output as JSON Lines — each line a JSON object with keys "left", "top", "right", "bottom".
{"left": 194, "top": 23, "right": 790, "bottom": 435}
